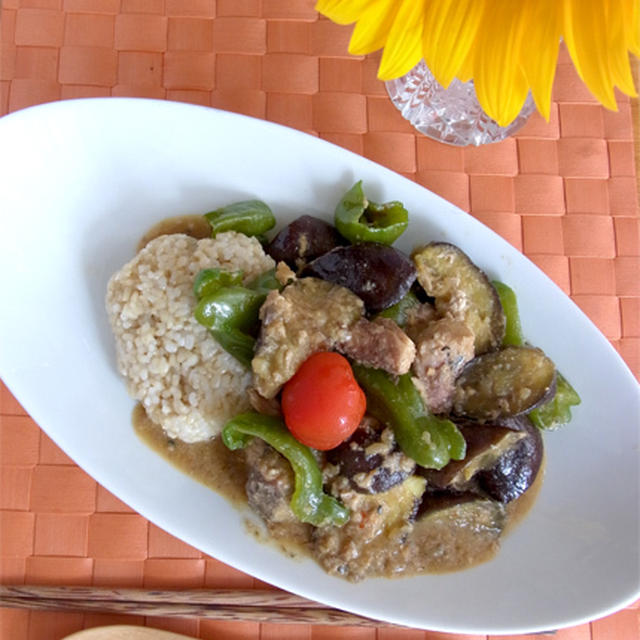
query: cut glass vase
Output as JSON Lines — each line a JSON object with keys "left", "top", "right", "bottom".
{"left": 386, "top": 60, "right": 537, "bottom": 146}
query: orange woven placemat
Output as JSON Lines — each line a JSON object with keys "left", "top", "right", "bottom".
{"left": 1, "top": 2, "right": 639, "bottom": 639}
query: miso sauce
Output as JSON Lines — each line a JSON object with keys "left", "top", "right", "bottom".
{"left": 130, "top": 216, "right": 544, "bottom": 580}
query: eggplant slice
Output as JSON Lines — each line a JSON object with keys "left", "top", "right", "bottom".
{"left": 305, "top": 243, "right": 417, "bottom": 313}
{"left": 453, "top": 346, "right": 557, "bottom": 421}
{"left": 244, "top": 438, "right": 296, "bottom": 525}
{"left": 326, "top": 418, "right": 416, "bottom": 494}
{"left": 411, "top": 242, "right": 505, "bottom": 354}
{"left": 409, "top": 491, "right": 506, "bottom": 573}
{"left": 476, "top": 417, "right": 544, "bottom": 503}
{"left": 420, "top": 422, "right": 526, "bottom": 492}
{"left": 417, "top": 489, "right": 505, "bottom": 523}
{"left": 266, "top": 215, "right": 345, "bottom": 270}
{"left": 421, "top": 416, "right": 544, "bottom": 504}
{"left": 313, "top": 475, "right": 426, "bottom": 581}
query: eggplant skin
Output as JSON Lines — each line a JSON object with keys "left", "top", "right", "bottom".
{"left": 452, "top": 346, "right": 557, "bottom": 422}
{"left": 419, "top": 421, "right": 526, "bottom": 492}
{"left": 495, "top": 414, "right": 534, "bottom": 431}
{"left": 411, "top": 242, "right": 505, "bottom": 354}
{"left": 266, "top": 215, "right": 345, "bottom": 270}
{"left": 476, "top": 417, "right": 543, "bottom": 504}
{"left": 421, "top": 415, "right": 543, "bottom": 504}
{"left": 326, "top": 424, "right": 415, "bottom": 494}
{"left": 415, "top": 490, "right": 507, "bottom": 555}
{"left": 304, "top": 243, "right": 417, "bottom": 313}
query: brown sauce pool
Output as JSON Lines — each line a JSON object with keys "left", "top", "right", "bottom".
{"left": 137, "top": 214, "right": 212, "bottom": 251}
{"left": 133, "top": 404, "right": 248, "bottom": 506}
{"left": 131, "top": 215, "right": 544, "bottom": 580}
{"left": 134, "top": 403, "right": 544, "bottom": 578}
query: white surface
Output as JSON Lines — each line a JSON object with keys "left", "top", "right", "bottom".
{"left": 0, "top": 98, "right": 638, "bottom": 635}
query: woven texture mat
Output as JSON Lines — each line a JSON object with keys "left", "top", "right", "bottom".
{"left": 1, "top": 1, "right": 639, "bottom": 639}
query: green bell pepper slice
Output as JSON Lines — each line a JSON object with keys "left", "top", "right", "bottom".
{"left": 352, "top": 364, "right": 466, "bottom": 470}
{"left": 529, "top": 373, "right": 581, "bottom": 429}
{"left": 193, "top": 268, "right": 281, "bottom": 368}
{"left": 194, "top": 286, "right": 264, "bottom": 368}
{"left": 492, "top": 280, "right": 525, "bottom": 347}
{"left": 247, "top": 268, "right": 281, "bottom": 296}
{"left": 334, "top": 181, "right": 408, "bottom": 245}
{"left": 376, "top": 290, "right": 420, "bottom": 327}
{"left": 205, "top": 200, "right": 276, "bottom": 237}
{"left": 195, "top": 286, "right": 265, "bottom": 334}
{"left": 493, "top": 280, "right": 581, "bottom": 428}
{"left": 193, "top": 268, "right": 244, "bottom": 300}
{"left": 208, "top": 329, "right": 256, "bottom": 369}
{"left": 222, "top": 413, "right": 350, "bottom": 527}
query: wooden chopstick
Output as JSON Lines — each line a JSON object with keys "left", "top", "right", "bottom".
{"left": 0, "top": 585, "right": 394, "bottom": 627}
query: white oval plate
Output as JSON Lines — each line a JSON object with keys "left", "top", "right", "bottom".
{"left": 0, "top": 98, "right": 638, "bottom": 635}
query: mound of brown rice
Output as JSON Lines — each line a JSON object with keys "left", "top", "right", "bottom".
{"left": 106, "top": 231, "right": 275, "bottom": 443}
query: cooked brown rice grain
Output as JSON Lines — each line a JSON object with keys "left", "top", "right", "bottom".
{"left": 106, "top": 231, "right": 275, "bottom": 442}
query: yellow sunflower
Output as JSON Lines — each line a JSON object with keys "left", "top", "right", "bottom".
{"left": 316, "top": 0, "right": 640, "bottom": 126}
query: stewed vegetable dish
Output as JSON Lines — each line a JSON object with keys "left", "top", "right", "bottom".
{"left": 106, "top": 181, "right": 580, "bottom": 581}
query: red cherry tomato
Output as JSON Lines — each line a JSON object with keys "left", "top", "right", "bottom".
{"left": 281, "top": 352, "right": 366, "bottom": 451}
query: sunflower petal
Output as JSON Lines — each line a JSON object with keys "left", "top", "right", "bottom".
{"left": 423, "top": 0, "right": 486, "bottom": 88}
{"left": 622, "top": 0, "right": 640, "bottom": 56}
{"left": 317, "top": 0, "right": 639, "bottom": 122}
{"left": 472, "top": 1, "right": 530, "bottom": 126}
{"left": 315, "top": 0, "right": 373, "bottom": 25}
{"left": 604, "top": 1, "right": 638, "bottom": 97}
{"left": 519, "top": 0, "right": 561, "bottom": 121}
{"left": 455, "top": 51, "right": 475, "bottom": 84}
{"left": 349, "top": 0, "right": 402, "bottom": 55}
{"left": 563, "top": 0, "right": 617, "bottom": 109}
{"left": 377, "top": 0, "right": 427, "bottom": 80}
